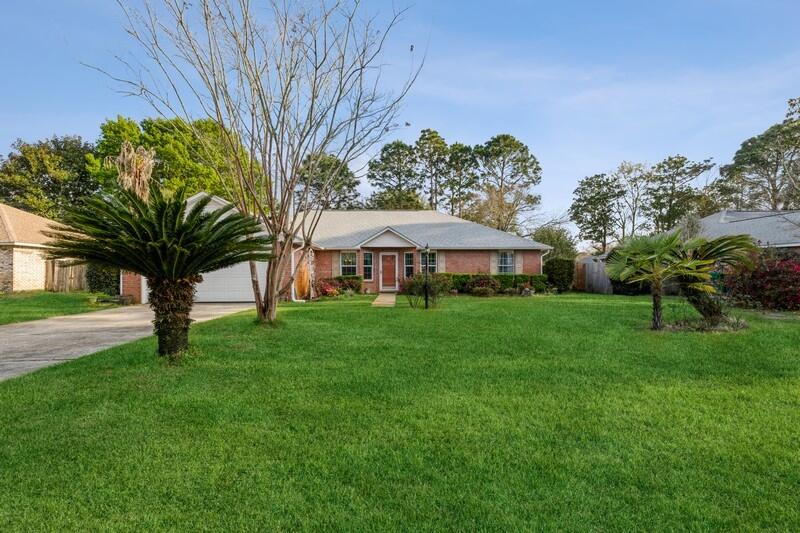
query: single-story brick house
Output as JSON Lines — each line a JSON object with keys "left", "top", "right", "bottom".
{"left": 697, "top": 210, "right": 800, "bottom": 251}
{"left": 121, "top": 193, "right": 551, "bottom": 303}
{"left": 0, "top": 203, "right": 52, "bottom": 293}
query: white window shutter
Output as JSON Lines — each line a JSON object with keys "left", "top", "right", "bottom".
{"left": 489, "top": 252, "right": 498, "bottom": 274}
{"left": 333, "top": 252, "right": 340, "bottom": 276}
{"left": 515, "top": 251, "right": 523, "bottom": 274}
{"left": 437, "top": 251, "right": 445, "bottom": 272}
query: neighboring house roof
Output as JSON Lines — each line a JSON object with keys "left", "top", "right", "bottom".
{"left": 185, "top": 193, "right": 551, "bottom": 251}
{"left": 0, "top": 203, "right": 54, "bottom": 247}
{"left": 311, "top": 210, "right": 551, "bottom": 250}
{"left": 698, "top": 210, "right": 800, "bottom": 248}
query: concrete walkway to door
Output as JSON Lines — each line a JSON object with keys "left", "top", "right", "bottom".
{"left": 0, "top": 303, "right": 250, "bottom": 382}
{"left": 372, "top": 293, "right": 396, "bottom": 307}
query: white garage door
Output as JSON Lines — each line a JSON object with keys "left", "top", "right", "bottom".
{"left": 195, "top": 261, "right": 268, "bottom": 302}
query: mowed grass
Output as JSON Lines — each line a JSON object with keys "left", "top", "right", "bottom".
{"left": 1, "top": 294, "right": 799, "bottom": 530}
{"left": 0, "top": 290, "right": 117, "bottom": 325}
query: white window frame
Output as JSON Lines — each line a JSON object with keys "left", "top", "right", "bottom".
{"left": 421, "top": 251, "right": 437, "bottom": 274}
{"left": 362, "top": 252, "right": 373, "bottom": 281}
{"left": 340, "top": 251, "right": 357, "bottom": 277}
{"left": 404, "top": 252, "right": 415, "bottom": 278}
{"left": 498, "top": 251, "right": 514, "bottom": 274}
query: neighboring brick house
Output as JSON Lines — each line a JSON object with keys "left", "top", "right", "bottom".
{"left": 0, "top": 203, "right": 53, "bottom": 293}
{"left": 121, "top": 193, "right": 551, "bottom": 303}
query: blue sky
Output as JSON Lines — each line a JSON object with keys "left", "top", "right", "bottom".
{"left": 1, "top": 0, "right": 799, "bottom": 217}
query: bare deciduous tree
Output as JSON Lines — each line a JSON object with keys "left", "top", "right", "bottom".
{"left": 105, "top": 0, "right": 420, "bottom": 322}
{"left": 611, "top": 161, "right": 650, "bottom": 241}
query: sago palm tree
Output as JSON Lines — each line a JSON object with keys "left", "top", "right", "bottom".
{"left": 606, "top": 231, "right": 714, "bottom": 330}
{"left": 678, "top": 234, "right": 756, "bottom": 325}
{"left": 46, "top": 184, "right": 272, "bottom": 357}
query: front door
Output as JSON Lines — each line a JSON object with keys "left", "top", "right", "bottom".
{"left": 380, "top": 253, "right": 397, "bottom": 291}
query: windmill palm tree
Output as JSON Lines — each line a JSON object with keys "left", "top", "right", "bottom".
{"left": 46, "top": 184, "right": 272, "bottom": 357}
{"left": 678, "top": 234, "right": 756, "bottom": 325}
{"left": 606, "top": 232, "right": 714, "bottom": 330}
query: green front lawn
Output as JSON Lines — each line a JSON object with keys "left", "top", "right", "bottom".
{"left": 1, "top": 294, "right": 799, "bottom": 530}
{"left": 0, "top": 290, "right": 118, "bottom": 325}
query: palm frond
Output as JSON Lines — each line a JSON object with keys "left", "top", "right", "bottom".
{"left": 45, "top": 182, "right": 273, "bottom": 280}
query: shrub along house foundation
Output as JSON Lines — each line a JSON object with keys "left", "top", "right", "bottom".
{"left": 121, "top": 194, "right": 551, "bottom": 303}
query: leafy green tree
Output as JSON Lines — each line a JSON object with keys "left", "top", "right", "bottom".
{"left": 297, "top": 154, "right": 361, "bottom": 209}
{"left": 606, "top": 232, "right": 714, "bottom": 330}
{"left": 569, "top": 173, "right": 621, "bottom": 252}
{"left": 0, "top": 136, "right": 99, "bottom": 219}
{"left": 530, "top": 224, "right": 577, "bottom": 260}
{"left": 365, "top": 189, "right": 426, "bottom": 209}
{"left": 442, "top": 142, "right": 479, "bottom": 217}
{"left": 472, "top": 134, "right": 542, "bottom": 232}
{"left": 719, "top": 119, "right": 800, "bottom": 210}
{"left": 415, "top": 129, "right": 449, "bottom": 210}
{"left": 646, "top": 155, "right": 714, "bottom": 232}
{"left": 46, "top": 184, "right": 272, "bottom": 357}
{"left": 89, "top": 116, "right": 231, "bottom": 197}
{"left": 367, "top": 141, "right": 422, "bottom": 200}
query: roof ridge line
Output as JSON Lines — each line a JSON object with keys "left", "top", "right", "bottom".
{"left": 0, "top": 204, "right": 17, "bottom": 242}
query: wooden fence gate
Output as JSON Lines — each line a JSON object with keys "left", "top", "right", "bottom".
{"left": 45, "top": 260, "right": 87, "bottom": 292}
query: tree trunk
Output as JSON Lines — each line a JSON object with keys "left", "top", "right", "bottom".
{"left": 651, "top": 279, "right": 663, "bottom": 330}
{"left": 683, "top": 286, "right": 725, "bottom": 326}
{"left": 259, "top": 252, "right": 281, "bottom": 324}
{"left": 147, "top": 276, "right": 199, "bottom": 357}
{"left": 249, "top": 260, "right": 267, "bottom": 323}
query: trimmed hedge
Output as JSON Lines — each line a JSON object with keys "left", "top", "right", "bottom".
{"left": 543, "top": 258, "right": 574, "bottom": 292}
{"left": 438, "top": 273, "right": 548, "bottom": 294}
{"left": 334, "top": 275, "right": 363, "bottom": 292}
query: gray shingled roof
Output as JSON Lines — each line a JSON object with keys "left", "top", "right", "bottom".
{"left": 311, "top": 210, "right": 551, "bottom": 250}
{"left": 698, "top": 210, "right": 800, "bottom": 247}
{"left": 186, "top": 194, "right": 550, "bottom": 251}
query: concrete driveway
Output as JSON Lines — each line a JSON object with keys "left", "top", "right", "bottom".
{"left": 0, "top": 303, "right": 250, "bottom": 382}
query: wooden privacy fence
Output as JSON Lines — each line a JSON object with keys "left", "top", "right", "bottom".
{"left": 45, "top": 260, "right": 87, "bottom": 292}
{"left": 576, "top": 257, "right": 613, "bottom": 294}
{"left": 574, "top": 262, "right": 586, "bottom": 291}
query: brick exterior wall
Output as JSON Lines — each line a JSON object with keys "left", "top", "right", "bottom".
{"left": 315, "top": 248, "right": 544, "bottom": 293}
{"left": 519, "top": 250, "right": 543, "bottom": 275}
{"left": 12, "top": 247, "right": 47, "bottom": 291}
{"left": 444, "top": 250, "right": 492, "bottom": 274}
{"left": 0, "top": 247, "right": 12, "bottom": 293}
{"left": 121, "top": 271, "right": 143, "bottom": 304}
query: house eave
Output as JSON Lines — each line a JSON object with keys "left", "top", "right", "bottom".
{"left": 0, "top": 241, "right": 50, "bottom": 249}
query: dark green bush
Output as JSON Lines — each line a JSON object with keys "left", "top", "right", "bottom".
{"left": 334, "top": 275, "right": 363, "bottom": 292}
{"left": 441, "top": 273, "right": 551, "bottom": 294}
{"left": 400, "top": 273, "right": 452, "bottom": 308}
{"left": 86, "top": 264, "right": 120, "bottom": 295}
{"left": 543, "top": 258, "right": 574, "bottom": 292}
{"left": 471, "top": 286, "right": 495, "bottom": 297}
{"left": 492, "top": 274, "right": 516, "bottom": 290}
{"left": 611, "top": 278, "right": 650, "bottom": 295}
{"left": 466, "top": 274, "right": 501, "bottom": 292}
{"left": 514, "top": 274, "right": 547, "bottom": 293}
{"left": 440, "top": 272, "right": 472, "bottom": 293}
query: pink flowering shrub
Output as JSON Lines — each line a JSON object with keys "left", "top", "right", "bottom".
{"left": 315, "top": 278, "right": 341, "bottom": 298}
